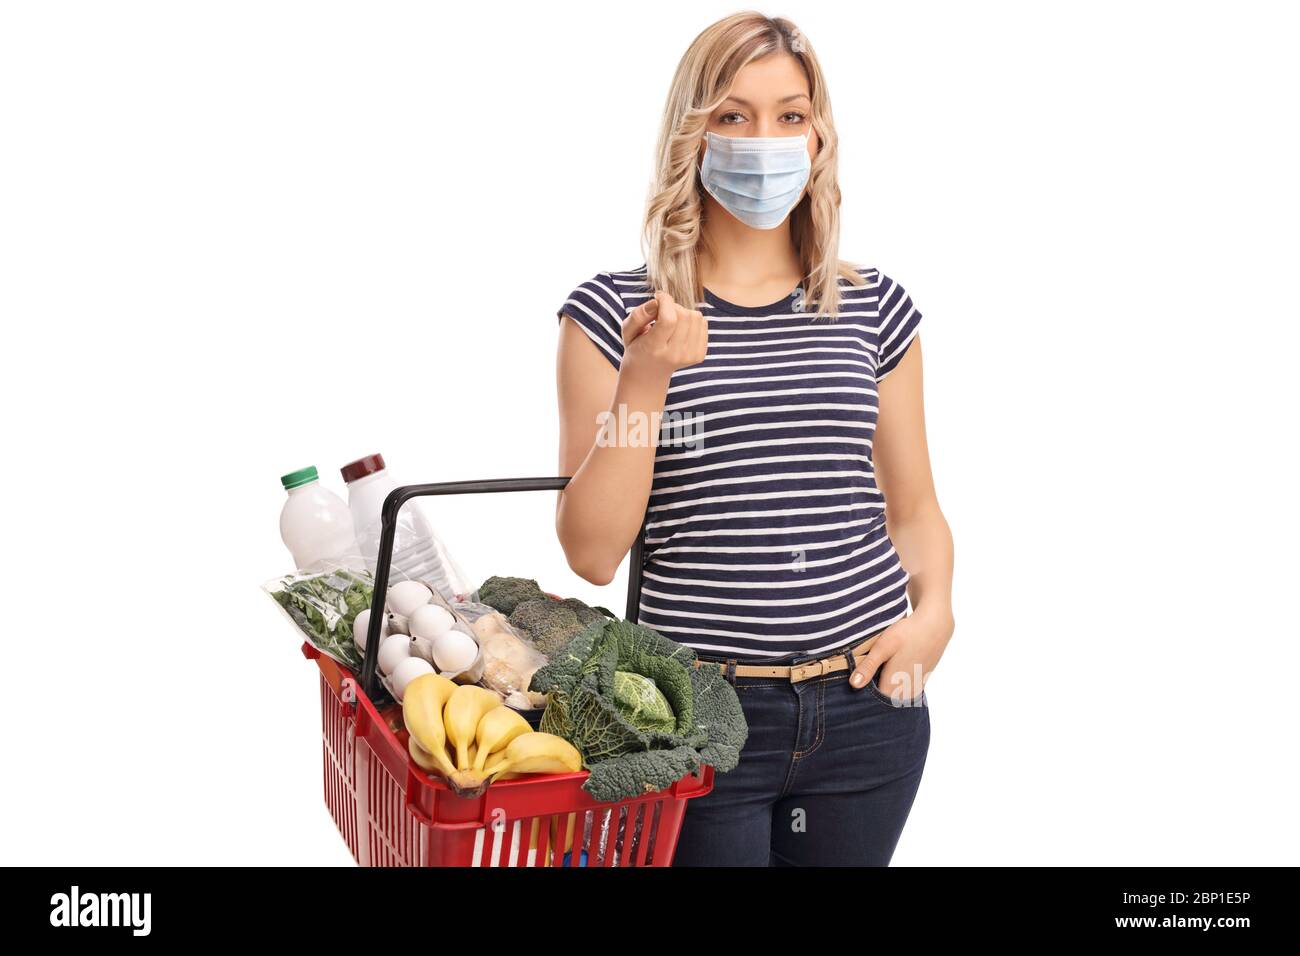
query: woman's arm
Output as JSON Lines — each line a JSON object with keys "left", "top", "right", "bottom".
{"left": 555, "top": 293, "right": 707, "bottom": 585}
{"left": 850, "top": 336, "right": 956, "bottom": 699}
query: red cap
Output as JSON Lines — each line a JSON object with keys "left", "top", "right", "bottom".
{"left": 341, "top": 453, "right": 386, "bottom": 484}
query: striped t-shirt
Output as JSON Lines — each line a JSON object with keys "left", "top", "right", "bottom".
{"left": 557, "top": 262, "right": 923, "bottom": 663}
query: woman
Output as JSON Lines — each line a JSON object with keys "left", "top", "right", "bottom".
{"left": 553, "top": 13, "right": 954, "bottom": 866}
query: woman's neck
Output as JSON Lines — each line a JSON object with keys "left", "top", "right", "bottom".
{"left": 698, "top": 202, "right": 803, "bottom": 299}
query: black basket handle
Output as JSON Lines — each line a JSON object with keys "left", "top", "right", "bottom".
{"left": 359, "top": 476, "right": 647, "bottom": 700}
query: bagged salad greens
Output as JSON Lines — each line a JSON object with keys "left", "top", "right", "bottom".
{"left": 264, "top": 562, "right": 374, "bottom": 670}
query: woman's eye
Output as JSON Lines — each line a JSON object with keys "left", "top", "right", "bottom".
{"left": 716, "top": 110, "right": 805, "bottom": 126}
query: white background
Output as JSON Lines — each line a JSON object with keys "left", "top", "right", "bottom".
{"left": 2, "top": 0, "right": 1296, "bottom": 865}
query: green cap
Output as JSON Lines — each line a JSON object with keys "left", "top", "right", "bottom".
{"left": 281, "top": 465, "right": 319, "bottom": 490}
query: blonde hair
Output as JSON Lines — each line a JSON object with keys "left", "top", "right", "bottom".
{"left": 641, "top": 11, "right": 866, "bottom": 321}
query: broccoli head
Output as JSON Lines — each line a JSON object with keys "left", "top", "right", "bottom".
{"left": 475, "top": 576, "right": 545, "bottom": 615}
{"left": 507, "top": 598, "right": 589, "bottom": 658}
{"left": 557, "top": 597, "right": 609, "bottom": 627}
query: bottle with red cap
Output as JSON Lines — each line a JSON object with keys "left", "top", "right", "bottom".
{"left": 340, "top": 453, "right": 465, "bottom": 599}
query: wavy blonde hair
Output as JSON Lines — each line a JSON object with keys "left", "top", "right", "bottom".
{"left": 641, "top": 11, "right": 865, "bottom": 321}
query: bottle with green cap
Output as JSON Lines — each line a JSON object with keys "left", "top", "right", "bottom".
{"left": 279, "top": 465, "right": 359, "bottom": 570}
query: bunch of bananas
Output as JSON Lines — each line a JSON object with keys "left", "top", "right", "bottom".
{"left": 403, "top": 674, "right": 582, "bottom": 798}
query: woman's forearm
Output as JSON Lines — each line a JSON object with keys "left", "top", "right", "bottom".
{"left": 557, "top": 364, "right": 672, "bottom": 585}
{"left": 886, "top": 501, "right": 955, "bottom": 629}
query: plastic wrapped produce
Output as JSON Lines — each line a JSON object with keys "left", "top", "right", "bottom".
{"left": 264, "top": 561, "right": 374, "bottom": 669}
{"left": 457, "top": 602, "right": 548, "bottom": 709}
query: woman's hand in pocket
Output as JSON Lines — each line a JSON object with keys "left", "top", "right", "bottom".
{"left": 850, "top": 607, "right": 954, "bottom": 703}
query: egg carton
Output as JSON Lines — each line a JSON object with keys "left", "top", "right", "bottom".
{"left": 367, "top": 577, "right": 556, "bottom": 721}
{"left": 379, "top": 581, "right": 485, "bottom": 688}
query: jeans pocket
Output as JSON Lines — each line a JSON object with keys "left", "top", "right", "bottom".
{"left": 865, "top": 674, "right": 927, "bottom": 709}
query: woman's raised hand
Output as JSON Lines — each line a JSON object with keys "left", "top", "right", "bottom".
{"left": 621, "top": 291, "right": 708, "bottom": 382}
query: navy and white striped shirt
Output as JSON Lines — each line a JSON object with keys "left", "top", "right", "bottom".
{"left": 557, "top": 263, "right": 923, "bottom": 662}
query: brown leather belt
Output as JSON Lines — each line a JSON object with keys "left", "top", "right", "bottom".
{"left": 692, "top": 632, "right": 883, "bottom": 684}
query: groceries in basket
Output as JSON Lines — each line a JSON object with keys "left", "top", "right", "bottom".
{"left": 265, "top": 463, "right": 749, "bottom": 810}
{"left": 473, "top": 577, "right": 747, "bottom": 803}
{"left": 383, "top": 574, "right": 742, "bottom": 803}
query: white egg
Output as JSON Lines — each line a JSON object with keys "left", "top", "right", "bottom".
{"left": 431, "top": 628, "right": 479, "bottom": 674}
{"left": 377, "top": 634, "right": 412, "bottom": 675}
{"left": 387, "top": 581, "right": 433, "bottom": 617}
{"left": 390, "top": 656, "right": 435, "bottom": 700}
{"left": 353, "top": 608, "right": 387, "bottom": 653}
{"left": 409, "top": 604, "right": 455, "bottom": 641}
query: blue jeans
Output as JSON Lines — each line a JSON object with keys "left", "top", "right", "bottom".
{"left": 671, "top": 667, "right": 931, "bottom": 866}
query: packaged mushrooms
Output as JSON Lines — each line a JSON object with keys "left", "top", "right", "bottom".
{"left": 458, "top": 602, "right": 548, "bottom": 710}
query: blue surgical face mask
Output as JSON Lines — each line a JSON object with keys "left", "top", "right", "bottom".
{"left": 697, "top": 127, "right": 813, "bottom": 230}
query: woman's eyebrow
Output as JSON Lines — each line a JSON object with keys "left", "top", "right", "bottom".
{"left": 722, "top": 93, "right": 811, "bottom": 107}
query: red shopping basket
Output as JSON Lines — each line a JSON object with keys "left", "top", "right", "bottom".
{"left": 303, "top": 476, "right": 715, "bottom": 867}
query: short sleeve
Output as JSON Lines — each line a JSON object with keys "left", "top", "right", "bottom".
{"left": 557, "top": 271, "right": 626, "bottom": 370}
{"left": 875, "top": 271, "right": 923, "bottom": 381}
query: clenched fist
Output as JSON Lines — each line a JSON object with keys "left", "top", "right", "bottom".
{"left": 621, "top": 291, "right": 708, "bottom": 383}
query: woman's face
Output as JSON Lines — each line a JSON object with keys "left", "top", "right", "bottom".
{"left": 699, "top": 54, "right": 819, "bottom": 159}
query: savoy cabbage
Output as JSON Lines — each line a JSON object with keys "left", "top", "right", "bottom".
{"left": 530, "top": 617, "right": 749, "bottom": 803}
